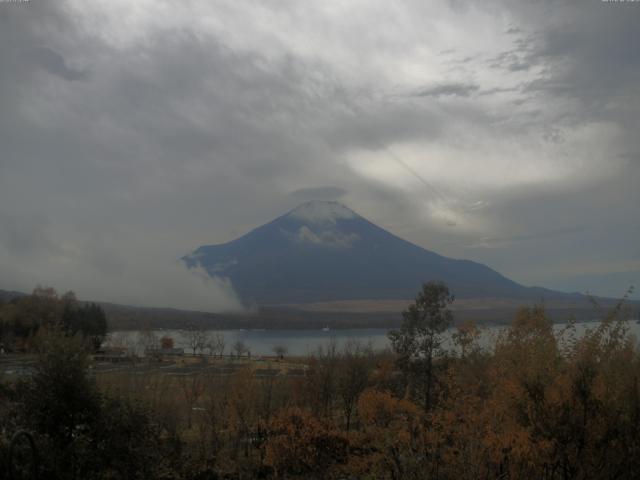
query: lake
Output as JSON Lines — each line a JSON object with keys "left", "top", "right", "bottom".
{"left": 107, "top": 319, "right": 640, "bottom": 357}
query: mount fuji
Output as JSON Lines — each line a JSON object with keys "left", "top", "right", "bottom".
{"left": 183, "top": 201, "right": 574, "bottom": 305}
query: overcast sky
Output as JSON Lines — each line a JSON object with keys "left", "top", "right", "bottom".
{"left": 1, "top": 0, "right": 639, "bottom": 309}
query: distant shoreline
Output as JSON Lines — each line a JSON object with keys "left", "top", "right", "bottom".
{"left": 104, "top": 301, "right": 639, "bottom": 331}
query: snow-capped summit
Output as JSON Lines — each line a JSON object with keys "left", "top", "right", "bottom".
{"left": 286, "top": 200, "right": 357, "bottom": 224}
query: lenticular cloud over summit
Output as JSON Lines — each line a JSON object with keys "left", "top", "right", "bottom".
{"left": 288, "top": 201, "right": 357, "bottom": 225}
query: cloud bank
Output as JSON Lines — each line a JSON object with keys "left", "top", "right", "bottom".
{"left": 0, "top": 0, "right": 638, "bottom": 302}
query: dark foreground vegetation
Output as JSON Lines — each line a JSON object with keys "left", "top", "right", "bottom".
{"left": 1, "top": 283, "right": 639, "bottom": 479}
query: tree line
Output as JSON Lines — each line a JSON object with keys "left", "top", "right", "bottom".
{"left": 0, "top": 287, "right": 107, "bottom": 352}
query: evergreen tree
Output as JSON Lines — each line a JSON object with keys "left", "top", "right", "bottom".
{"left": 388, "top": 281, "right": 454, "bottom": 412}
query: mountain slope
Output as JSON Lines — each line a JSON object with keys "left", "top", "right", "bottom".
{"left": 0, "top": 289, "right": 27, "bottom": 302}
{"left": 183, "top": 201, "right": 577, "bottom": 305}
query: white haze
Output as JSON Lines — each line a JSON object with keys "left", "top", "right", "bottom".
{"left": 0, "top": 228, "right": 243, "bottom": 312}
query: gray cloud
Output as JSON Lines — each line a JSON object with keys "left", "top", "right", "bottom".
{"left": 461, "top": 226, "right": 585, "bottom": 249}
{"left": 0, "top": 211, "right": 61, "bottom": 257}
{"left": 0, "top": 0, "right": 638, "bottom": 303}
{"left": 415, "top": 82, "right": 480, "bottom": 98}
{"left": 290, "top": 186, "right": 347, "bottom": 201}
{"left": 27, "top": 46, "right": 87, "bottom": 81}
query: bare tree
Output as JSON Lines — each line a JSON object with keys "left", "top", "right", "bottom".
{"left": 233, "top": 339, "right": 248, "bottom": 359}
{"left": 181, "top": 324, "right": 208, "bottom": 355}
{"left": 137, "top": 324, "right": 158, "bottom": 355}
{"left": 305, "top": 339, "right": 339, "bottom": 417}
{"left": 206, "top": 332, "right": 226, "bottom": 357}
{"left": 272, "top": 344, "right": 288, "bottom": 359}
{"left": 338, "top": 339, "right": 372, "bottom": 430}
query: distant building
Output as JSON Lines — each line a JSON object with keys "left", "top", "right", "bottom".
{"left": 94, "top": 347, "right": 131, "bottom": 363}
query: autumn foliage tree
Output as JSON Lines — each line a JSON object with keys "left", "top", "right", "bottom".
{"left": 263, "top": 407, "right": 347, "bottom": 479}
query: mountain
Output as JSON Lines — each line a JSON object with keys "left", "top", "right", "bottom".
{"left": 183, "top": 201, "right": 581, "bottom": 305}
{"left": 0, "top": 289, "right": 27, "bottom": 302}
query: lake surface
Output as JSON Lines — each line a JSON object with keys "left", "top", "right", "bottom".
{"left": 108, "top": 319, "right": 640, "bottom": 357}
